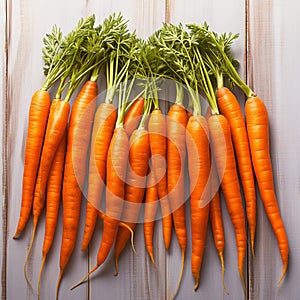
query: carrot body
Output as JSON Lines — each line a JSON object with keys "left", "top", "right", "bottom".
{"left": 144, "top": 168, "right": 158, "bottom": 265}
{"left": 82, "top": 102, "right": 117, "bottom": 251}
{"left": 148, "top": 109, "right": 172, "bottom": 250}
{"left": 208, "top": 114, "right": 246, "bottom": 290}
{"left": 38, "top": 131, "right": 67, "bottom": 295}
{"left": 58, "top": 80, "right": 97, "bottom": 294}
{"left": 186, "top": 115, "right": 210, "bottom": 291}
{"left": 14, "top": 90, "right": 50, "bottom": 238}
{"left": 97, "top": 127, "right": 129, "bottom": 266}
{"left": 33, "top": 99, "right": 70, "bottom": 227}
{"left": 124, "top": 97, "right": 144, "bottom": 136}
{"left": 245, "top": 96, "right": 289, "bottom": 283}
{"left": 167, "top": 104, "right": 188, "bottom": 252}
{"left": 114, "top": 128, "right": 150, "bottom": 264}
{"left": 217, "top": 87, "right": 256, "bottom": 254}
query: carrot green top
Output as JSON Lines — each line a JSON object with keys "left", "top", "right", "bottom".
{"left": 149, "top": 24, "right": 201, "bottom": 115}
{"left": 188, "top": 23, "right": 255, "bottom": 98}
{"left": 41, "top": 15, "right": 96, "bottom": 93}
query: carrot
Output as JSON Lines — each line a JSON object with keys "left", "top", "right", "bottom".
{"left": 114, "top": 127, "right": 150, "bottom": 274}
{"left": 124, "top": 97, "right": 144, "bottom": 136}
{"left": 81, "top": 102, "right": 117, "bottom": 251}
{"left": 148, "top": 108, "right": 172, "bottom": 250}
{"left": 24, "top": 98, "right": 70, "bottom": 286}
{"left": 13, "top": 90, "right": 50, "bottom": 238}
{"left": 245, "top": 96, "right": 289, "bottom": 284}
{"left": 217, "top": 87, "right": 256, "bottom": 255}
{"left": 208, "top": 114, "right": 247, "bottom": 292}
{"left": 167, "top": 103, "right": 188, "bottom": 299}
{"left": 38, "top": 130, "right": 67, "bottom": 297}
{"left": 71, "top": 127, "right": 129, "bottom": 290}
{"left": 186, "top": 115, "right": 210, "bottom": 291}
{"left": 167, "top": 103, "right": 187, "bottom": 252}
{"left": 144, "top": 167, "right": 158, "bottom": 266}
{"left": 56, "top": 80, "right": 98, "bottom": 296}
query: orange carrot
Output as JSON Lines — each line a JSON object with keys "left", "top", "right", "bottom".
{"left": 148, "top": 109, "right": 172, "bottom": 250}
{"left": 208, "top": 114, "right": 246, "bottom": 292}
{"left": 81, "top": 102, "right": 117, "bottom": 251}
{"left": 245, "top": 96, "right": 289, "bottom": 284}
{"left": 186, "top": 115, "right": 210, "bottom": 291}
{"left": 217, "top": 87, "right": 256, "bottom": 255}
{"left": 71, "top": 126, "right": 129, "bottom": 290}
{"left": 144, "top": 168, "right": 158, "bottom": 266}
{"left": 24, "top": 98, "right": 70, "bottom": 286}
{"left": 167, "top": 104, "right": 187, "bottom": 252}
{"left": 114, "top": 127, "right": 150, "bottom": 274}
{"left": 38, "top": 130, "right": 67, "bottom": 296}
{"left": 57, "top": 80, "right": 98, "bottom": 296}
{"left": 14, "top": 90, "right": 50, "bottom": 238}
{"left": 167, "top": 103, "right": 188, "bottom": 298}
{"left": 124, "top": 97, "right": 144, "bottom": 136}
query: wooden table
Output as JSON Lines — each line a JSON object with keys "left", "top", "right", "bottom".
{"left": 1, "top": 0, "right": 299, "bottom": 299}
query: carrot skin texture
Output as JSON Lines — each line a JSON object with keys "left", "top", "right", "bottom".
{"left": 82, "top": 102, "right": 117, "bottom": 251}
{"left": 245, "top": 96, "right": 289, "bottom": 282}
{"left": 14, "top": 90, "right": 51, "bottom": 238}
{"left": 59, "top": 81, "right": 97, "bottom": 272}
{"left": 186, "top": 116, "right": 210, "bottom": 291}
{"left": 148, "top": 109, "right": 172, "bottom": 250}
{"left": 43, "top": 130, "right": 67, "bottom": 256}
{"left": 217, "top": 87, "right": 256, "bottom": 254}
{"left": 208, "top": 114, "right": 247, "bottom": 290}
{"left": 97, "top": 127, "right": 129, "bottom": 266}
{"left": 167, "top": 104, "right": 188, "bottom": 252}
{"left": 38, "top": 131, "right": 67, "bottom": 294}
{"left": 33, "top": 99, "right": 70, "bottom": 227}
{"left": 144, "top": 168, "right": 158, "bottom": 265}
{"left": 124, "top": 97, "right": 144, "bottom": 136}
{"left": 114, "top": 128, "right": 150, "bottom": 259}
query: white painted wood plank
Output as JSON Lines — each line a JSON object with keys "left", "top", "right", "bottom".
{"left": 0, "top": 0, "right": 6, "bottom": 298}
{"left": 167, "top": 1, "right": 247, "bottom": 299}
{"left": 6, "top": 1, "right": 91, "bottom": 299}
{"left": 248, "top": 1, "right": 300, "bottom": 299}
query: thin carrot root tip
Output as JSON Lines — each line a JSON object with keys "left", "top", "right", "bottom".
{"left": 219, "top": 252, "right": 229, "bottom": 295}
{"left": 24, "top": 226, "right": 37, "bottom": 290}
{"left": 38, "top": 256, "right": 46, "bottom": 299}
{"left": 194, "top": 280, "right": 199, "bottom": 292}
{"left": 114, "top": 256, "right": 119, "bottom": 277}
{"left": 120, "top": 222, "right": 137, "bottom": 255}
{"left": 251, "top": 242, "right": 256, "bottom": 258}
{"left": 56, "top": 270, "right": 63, "bottom": 300}
{"left": 239, "top": 269, "right": 246, "bottom": 297}
{"left": 70, "top": 265, "right": 98, "bottom": 291}
{"left": 170, "top": 250, "right": 185, "bottom": 300}
{"left": 149, "top": 253, "right": 156, "bottom": 268}
{"left": 277, "top": 263, "right": 288, "bottom": 287}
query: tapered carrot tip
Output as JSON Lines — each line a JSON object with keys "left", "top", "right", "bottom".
{"left": 13, "top": 231, "right": 20, "bottom": 239}
{"left": 239, "top": 268, "right": 246, "bottom": 297}
{"left": 170, "top": 250, "right": 185, "bottom": 300}
{"left": 149, "top": 252, "right": 156, "bottom": 268}
{"left": 251, "top": 240, "right": 256, "bottom": 258}
{"left": 70, "top": 265, "right": 99, "bottom": 291}
{"left": 56, "top": 270, "right": 63, "bottom": 300}
{"left": 218, "top": 252, "right": 229, "bottom": 295}
{"left": 114, "top": 256, "right": 119, "bottom": 276}
{"left": 194, "top": 279, "right": 199, "bottom": 292}
{"left": 277, "top": 262, "right": 288, "bottom": 286}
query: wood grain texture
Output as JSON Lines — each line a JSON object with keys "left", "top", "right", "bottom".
{"left": 6, "top": 1, "right": 89, "bottom": 299}
{"left": 167, "top": 1, "right": 247, "bottom": 299}
{"left": 1, "top": 0, "right": 7, "bottom": 298}
{"left": 248, "top": 1, "right": 300, "bottom": 299}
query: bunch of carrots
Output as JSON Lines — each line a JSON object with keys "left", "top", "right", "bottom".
{"left": 13, "top": 13, "right": 289, "bottom": 300}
